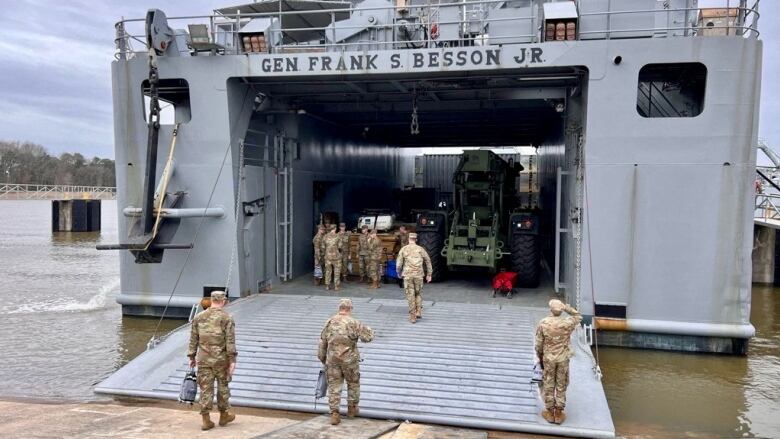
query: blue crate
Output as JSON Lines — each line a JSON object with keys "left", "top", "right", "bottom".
{"left": 385, "top": 260, "right": 399, "bottom": 279}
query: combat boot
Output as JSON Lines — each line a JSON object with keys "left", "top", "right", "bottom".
{"left": 541, "top": 409, "right": 555, "bottom": 423}
{"left": 416, "top": 306, "right": 422, "bottom": 319}
{"left": 334, "top": 285, "right": 341, "bottom": 291}
{"left": 554, "top": 408, "right": 566, "bottom": 424}
{"left": 368, "top": 281, "right": 376, "bottom": 289}
{"left": 409, "top": 312, "right": 417, "bottom": 324}
{"left": 330, "top": 412, "right": 341, "bottom": 425}
{"left": 218, "top": 410, "right": 235, "bottom": 426}
{"left": 347, "top": 403, "right": 359, "bottom": 417}
{"left": 201, "top": 413, "right": 215, "bottom": 431}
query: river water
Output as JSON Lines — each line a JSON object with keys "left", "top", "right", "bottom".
{"left": 0, "top": 200, "right": 180, "bottom": 401}
{"left": 0, "top": 200, "right": 778, "bottom": 437}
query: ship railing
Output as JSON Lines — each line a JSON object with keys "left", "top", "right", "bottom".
{"left": 114, "top": 0, "right": 761, "bottom": 59}
{"left": 578, "top": 0, "right": 761, "bottom": 39}
{"left": 755, "top": 193, "right": 780, "bottom": 222}
{"left": 188, "top": 302, "right": 203, "bottom": 323}
{"left": 0, "top": 183, "right": 117, "bottom": 200}
{"left": 638, "top": 81, "right": 684, "bottom": 118}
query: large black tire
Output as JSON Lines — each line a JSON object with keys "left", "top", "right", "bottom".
{"left": 417, "top": 231, "right": 446, "bottom": 282}
{"left": 511, "top": 234, "right": 540, "bottom": 288}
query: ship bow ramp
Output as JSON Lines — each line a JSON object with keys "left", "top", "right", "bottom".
{"left": 96, "top": 294, "right": 614, "bottom": 437}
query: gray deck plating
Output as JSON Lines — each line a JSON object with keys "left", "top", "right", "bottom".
{"left": 95, "top": 294, "right": 614, "bottom": 437}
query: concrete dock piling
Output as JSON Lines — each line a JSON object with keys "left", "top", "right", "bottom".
{"left": 752, "top": 224, "right": 780, "bottom": 286}
{"left": 52, "top": 199, "right": 101, "bottom": 232}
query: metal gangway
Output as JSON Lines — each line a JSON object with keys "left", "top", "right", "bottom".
{"left": 0, "top": 183, "right": 117, "bottom": 200}
{"left": 97, "top": 293, "right": 615, "bottom": 438}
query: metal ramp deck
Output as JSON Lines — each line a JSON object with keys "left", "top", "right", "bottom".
{"left": 96, "top": 294, "right": 614, "bottom": 438}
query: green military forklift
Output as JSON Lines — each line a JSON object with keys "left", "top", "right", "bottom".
{"left": 415, "top": 150, "right": 541, "bottom": 287}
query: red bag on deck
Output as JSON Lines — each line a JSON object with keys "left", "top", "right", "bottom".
{"left": 492, "top": 271, "right": 518, "bottom": 292}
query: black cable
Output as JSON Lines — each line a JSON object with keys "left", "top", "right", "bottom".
{"left": 150, "top": 87, "right": 252, "bottom": 341}
{"left": 757, "top": 169, "right": 780, "bottom": 192}
{"left": 583, "top": 162, "right": 600, "bottom": 368}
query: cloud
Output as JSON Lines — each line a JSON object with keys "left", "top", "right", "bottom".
{"left": 0, "top": 97, "right": 113, "bottom": 157}
{"left": 0, "top": 0, "right": 214, "bottom": 158}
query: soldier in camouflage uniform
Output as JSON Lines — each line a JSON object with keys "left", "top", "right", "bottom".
{"left": 188, "top": 290, "right": 238, "bottom": 430}
{"left": 338, "top": 223, "right": 352, "bottom": 282}
{"left": 323, "top": 224, "right": 343, "bottom": 291}
{"left": 534, "top": 299, "right": 582, "bottom": 425}
{"left": 394, "top": 225, "right": 409, "bottom": 250}
{"left": 318, "top": 298, "right": 374, "bottom": 425}
{"left": 395, "top": 233, "right": 432, "bottom": 323}
{"left": 357, "top": 225, "right": 370, "bottom": 283}
{"left": 312, "top": 224, "right": 326, "bottom": 285}
{"left": 367, "top": 229, "right": 383, "bottom": 289}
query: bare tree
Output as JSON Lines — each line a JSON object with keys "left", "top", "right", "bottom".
{"left": 0, "top": 140, "right": 115, "bottom": 186}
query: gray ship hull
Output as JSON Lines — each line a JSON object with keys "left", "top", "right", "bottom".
{"left": 99, "top": 0, "right": 764, "bottom": 434}
{"left": 111, "top": 34, "right": 760, "bottom": 352}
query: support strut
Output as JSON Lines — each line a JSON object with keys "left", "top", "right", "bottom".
{"left": 141, "top": 50, "right": 161, "bottom": 234}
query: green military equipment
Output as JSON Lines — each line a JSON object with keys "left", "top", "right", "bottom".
{"left": 416, "top": 150, "right": 541, "bottom": 287}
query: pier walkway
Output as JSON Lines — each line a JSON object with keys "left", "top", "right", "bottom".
{"left": 0, "top": 183, "right": 116, "bottom": 200}
{"left": 96, "top": 293, "right": 614, "bottom": 438}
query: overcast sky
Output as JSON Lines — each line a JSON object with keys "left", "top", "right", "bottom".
{"left": 0, "top": 1, "right": 776, "bottom": 159}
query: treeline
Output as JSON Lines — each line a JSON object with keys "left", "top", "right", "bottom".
{"left": 0, "top": 141, "right": 115, "bottom": 187}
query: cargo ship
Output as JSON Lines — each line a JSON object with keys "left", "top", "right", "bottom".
{"left": 96, "top": 1, "right": 763, "bottom": 436}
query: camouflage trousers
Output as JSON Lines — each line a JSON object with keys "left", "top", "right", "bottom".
{"left": 197, "top": 365, "right": 231, "bottom": 414}
{"left": 358, "top": 254, "right": 370, "bottom": 277}
{"left": 324, "top": 258, "right": 342, "bottom": 287}
{"left": 341, "top": 254, "right": 351, "bottom": 277}
{"left": 541, "top": 359, "right": 570, "bottom": 410}
{"left": 368, "top": 257, "right": 382, "bottom": 282}
{"left": 326, "top": 361, "right": 360, "bottom": 414}
{"left": 403, "top": 277, "right": 423, "bottom": 314}
{"left": 314, "top": 253, "right": 323, "bottom": 277}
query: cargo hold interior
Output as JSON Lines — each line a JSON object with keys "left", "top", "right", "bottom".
{"left": 230, "top": 68, "right": 587, "bottom": 302}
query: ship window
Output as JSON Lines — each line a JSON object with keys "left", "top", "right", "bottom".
{"left": 636, "top": 63, "right": 706, "bottom": 118}
{"left": 141, "top": 78, "right": 191, "bottom": 124}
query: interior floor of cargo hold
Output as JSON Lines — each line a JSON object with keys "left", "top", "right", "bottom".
{"left": 275, "top": 272, "right": 559, "bottom": 308}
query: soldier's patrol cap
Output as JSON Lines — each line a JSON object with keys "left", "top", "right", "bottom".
{"left": 339, "top": 298, "right": 353, "bottom": 309}
{"left": 409, "top": 232, "right": 417, "bottom": 239}
{"left": 329, "top": 224, "right": 337, "bottom": 230}
{"left": 339, "top": 222, "right": 346, "bottom": 227}
{"left": 361, "top": 224, "right": 368, "bottom": 230}
{"left": 210, "top": 290, "right": 227, "bottom": 301}
{"left": 318, "top": 224, "right": 325, "bottom": 229}
{"left": 548, "top": 299, "right": 564, "bottom": 310}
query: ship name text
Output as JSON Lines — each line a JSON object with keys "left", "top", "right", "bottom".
{"left": 255, "top": 47, "right": 546, "bottom": 74}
